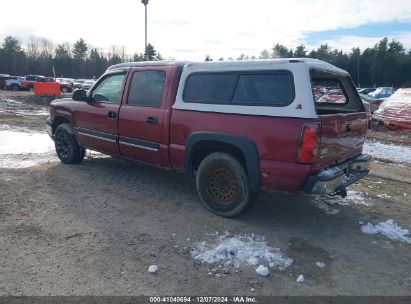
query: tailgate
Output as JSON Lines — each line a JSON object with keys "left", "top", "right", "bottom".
{"left": 311, "top": 69, "right": 367, "bottom": 171}
{"left": 316, "top": 113, "right": 367, "bottom": 169}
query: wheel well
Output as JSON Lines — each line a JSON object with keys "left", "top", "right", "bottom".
{"left": 52, "top": 117, "right": 70, "bottom": 134}
{"left": 190, "top": 141, "right": 247, "bottom": 173}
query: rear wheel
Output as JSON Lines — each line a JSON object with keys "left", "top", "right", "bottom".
{"left": 196, "top": 152, "right": 253, "bottom": 217}
{"left": 55, "top": 124, "right": 85, "bottom": 164}
{"left": 11, "top": 84, "right": 19, "bottom": 91}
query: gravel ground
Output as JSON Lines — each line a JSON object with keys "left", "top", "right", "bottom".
{"left": 1, "top": 92, "right": 411, "bottom": 296}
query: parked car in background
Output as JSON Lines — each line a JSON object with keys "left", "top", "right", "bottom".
{"left": 359, "top": 93, "right": 386, "bottom": 113}
{"left": 73, "top": 79, "right": 86, "bottom": 89}
{"left": 17, "top": 75, "right": 73, "bottom": 93}
{"left": 368, "top": 87, "right": 393, "bottom": 99}
{"left": 56, "top": 79, "right": 74, "bottom": 93}
{"left": 0, "top": 74, "right": 11, "bottom": 89}
{"left": 45, "top": 77, "right": 73, "bottom": 93}
{"left": 358, "top": 88, "right": 376, "bottom": 95}
{"left": 373, "top": 88, "right": 411, "bottom": 131}
{"left": 80, "top": 80, "right": 95, "bottom": 90}
{"left": 4, "top": 76, "right": 25, "bottom": 91}
{"left": 56, "top": 78, "right": 74, "bottom": 85}
{"left": 20, "top": 75, "right": 46, "bottom": 91}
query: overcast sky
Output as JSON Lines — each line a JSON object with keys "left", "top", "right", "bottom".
{"left": 1, "top": 0, "right": 411, "bottom": 60}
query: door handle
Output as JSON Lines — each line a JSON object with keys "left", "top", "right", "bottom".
{"left": 346, "top": 123, "right": 353, "bottom": 132}
{"left": 146, "top": 116, "right": 158, "bottom": 125}
{"left": 108, "top": 111, "right": 117, "bottom": 119}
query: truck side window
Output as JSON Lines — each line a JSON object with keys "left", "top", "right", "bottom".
{"left": 183, "top": 71, "right": 294, "bottom": 106}
{"left": 184, "top": 73, "right": 237, "bottom": 103}
{"left": 233, "top": 73, "right": 294, "bottom": 105}
{"left": 91, "top": 73, "right": 125, "bottom": 103}
{"left": 127, "top": 71, "right": 165, "bottom": 107}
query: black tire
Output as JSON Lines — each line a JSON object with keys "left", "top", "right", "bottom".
{"left": 54, "top": 124, "right": 85, "bottom": 164}
{"left": 196, "top": 152, "right": 254, "bottom": 217}
{"left": 11, "top": 84, "right": 19, "bottom": 91}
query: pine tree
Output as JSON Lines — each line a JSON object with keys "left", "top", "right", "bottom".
{"left": 144, "top": 43, "right": 157, "bottom": 61}
{"left": 73, "top": 38, "right": 88, "bottom": 60}
{"left": 294, "top": 44, "right": 307, "bottom": 57}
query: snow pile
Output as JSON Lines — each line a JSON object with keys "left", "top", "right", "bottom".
{"left": 311, "top": 190, "right": 371, "bottom": 208}
{"left": 296, "top": 275, "right": 304, "bottom": 283}
{"left": 315, "top": 262, "right": 326, "bottom": 268}
{"left": 148, "top": 265, "right": 158, "bottom": 273}
{"left": 361, "top": 220, "right": 411, "bottom": 244}
{"left": 191, "top": 233, "right": 293, "bottom": 271}
{"left": 0, "top": 127, "right": 56, "bottom": 168}
{"left": 363, "top": 141, "right": 411, "bottom": 163}
{"left": 343, "top": 190, "right": 369, "bottom": 206}
{"left": 255, "top": 265, "right": 270, "bottom": 277}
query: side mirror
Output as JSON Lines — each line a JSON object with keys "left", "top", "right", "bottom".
{"left": 72, "top": 89, "right": 88, "bottom": 101}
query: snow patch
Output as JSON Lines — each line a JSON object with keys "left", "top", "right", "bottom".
{"left": 255, "top": 265, "right": 269, "bottom": 277}
{"left": 315, "top": 262, "right": 326, "bottom": 268}
{"left": 296, "top": 275, "right": 304, "bottom": 283}
{"left": 377, "top": 194, "right": 392, "bottom": 199}
{"left": 361, "top": 220, "right": 411, "bottom": 244}
{"left": 0, "top": 130, "right": 54, "bottom": 154}
{"left": 363, "top": 141, "right": 411, "bottom": 163}
{"left": 191, "top": 233, "right": 292, "bottom": 271}
{"left": 148, "top": 265, "right": 158, "bottom": 273}
{"left": 248, "top": 257, "right": 259, "bottom": 266}
{"left": 0, "top": 128, "right": 56, "bottom": 168}
{"left": 310, "top": 190, "right": 371, "bottom": 212}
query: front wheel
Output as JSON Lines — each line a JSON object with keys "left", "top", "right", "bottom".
{"left": 196, "top": 152, "right": 254, "bottom": 217}
{"left": 54, "top": 124, "right": 85, "bottom": 164}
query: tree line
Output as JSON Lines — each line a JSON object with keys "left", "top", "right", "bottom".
{"left": 1, "top": 35, "right": 411, "bottom": 87}
{"left": 0, "top": 36, "right": 162, "bottom": 80}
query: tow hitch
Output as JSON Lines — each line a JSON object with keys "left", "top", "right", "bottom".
{"left": 330, "top": 187, "right": 347, "bottom": 198}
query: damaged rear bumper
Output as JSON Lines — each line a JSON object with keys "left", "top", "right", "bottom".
{"left": 304, "top": 154, "right": 371, "bottom": 196}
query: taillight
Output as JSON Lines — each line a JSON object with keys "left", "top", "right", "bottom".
{"left": 297, "top": 122, "right": 321, "bottom": 164}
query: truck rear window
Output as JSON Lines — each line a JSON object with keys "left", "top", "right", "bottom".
{"left": 183, "top": 71, "right": 294, "bottom": 106}
{"left": 311, "top": 69, "right": 364, "bottom": 114}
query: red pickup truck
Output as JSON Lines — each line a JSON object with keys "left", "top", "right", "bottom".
{"left": 20, "top": 75, "right": 73, "bottom": 92}
{"left": 47, "top": 59, "right": 371, "bottom": 217}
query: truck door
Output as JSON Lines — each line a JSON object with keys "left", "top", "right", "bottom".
{"left": 118, "top": 67, "right": 170, "bottom": 166}
{"left": 75, "top": 71, "right": 126, "bottom": 155}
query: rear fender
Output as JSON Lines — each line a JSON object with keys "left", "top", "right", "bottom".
{"left": 185, "top": 132, "right": 260, "bottom": 193}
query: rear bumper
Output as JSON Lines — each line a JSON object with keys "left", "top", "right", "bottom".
{"left": 304, "top": 154, "right": 372, "bottom": 195}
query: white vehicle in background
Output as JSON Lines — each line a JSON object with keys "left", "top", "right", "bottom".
{"left": 5, "top": 77, "right": 25, "bottom": 91}
{"left": 81, "top": 80, "right": 95, "bottom": 90}
{"left": 73, "top": 79, "right": 96, "bottom": 90}
{"left": 73, "top": 79, "right": 86, "bottom": 89}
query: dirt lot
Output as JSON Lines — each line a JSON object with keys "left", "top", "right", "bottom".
{"left": 0, "top": 91, "right": 410, "bottom": 296}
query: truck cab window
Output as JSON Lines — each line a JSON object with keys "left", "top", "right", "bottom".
{"left": 91, "top": 73, "right": 125, "bottom": 103}
{"left": 127, "top": 70, "right": 165, "bottom": 107}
